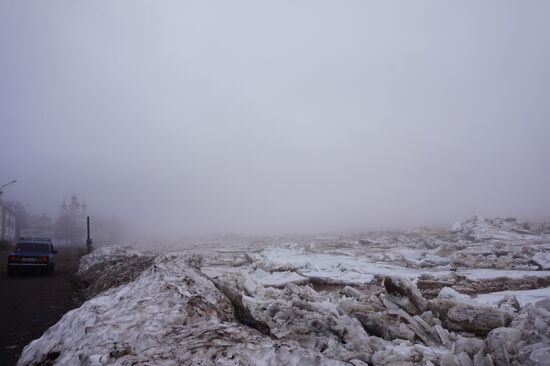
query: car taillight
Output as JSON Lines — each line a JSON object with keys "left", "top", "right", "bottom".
{"left": 8, "top": 256, "right": 18, "bottom": 263}
{"left": 38, "top": 256, "right": 49, "bottom": 263}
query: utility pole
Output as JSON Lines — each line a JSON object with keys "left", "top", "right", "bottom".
{"left": 86, "top": 216, "right": 93, "bottom": 253}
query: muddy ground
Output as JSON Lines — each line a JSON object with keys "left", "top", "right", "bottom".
{"left": 0, "top": 244, "right": 85, "bottom": 365}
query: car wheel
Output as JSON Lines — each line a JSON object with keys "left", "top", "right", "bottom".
{"left": 7, "top": 268, "right": 15, "bottom": 277}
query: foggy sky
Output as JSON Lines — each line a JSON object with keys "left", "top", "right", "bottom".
{"left": 1, "top": 1, "right": 550, "bottom": 236}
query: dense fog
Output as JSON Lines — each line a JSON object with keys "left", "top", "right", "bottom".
{"left": 1, "top": 1, "right": 550, "bottom": 237}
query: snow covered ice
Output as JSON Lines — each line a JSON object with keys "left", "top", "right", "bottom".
{"left": 17, "top": 217, "right": 550, "bottom": 365}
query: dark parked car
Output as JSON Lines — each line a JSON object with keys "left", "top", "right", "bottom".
{"left": 7, "top": 238, "right": 57, "bottom": 276}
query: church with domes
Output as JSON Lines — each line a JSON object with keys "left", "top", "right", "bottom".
{"left": 55, "top": 195, "right": 88, "bottom": 244}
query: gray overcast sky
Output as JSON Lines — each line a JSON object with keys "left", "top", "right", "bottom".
{"left": 1, "top": 1, "right": 550, "bottom": 235}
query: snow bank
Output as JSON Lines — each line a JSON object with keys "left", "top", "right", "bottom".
{"left": 77, "top": 246, "right": 155, "bottom": 300}
{"left": 78, "top": 246, "right": 146, "bottom": 274}
{"left": 18, "top": 250, "right": 348, "bottom": 366}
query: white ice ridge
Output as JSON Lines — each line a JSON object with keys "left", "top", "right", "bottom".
{"left": 18, "top": 250, "right": 347, "bottom": 366}
{"left": 250, "top": 247, "right": 447, "bottom": 284}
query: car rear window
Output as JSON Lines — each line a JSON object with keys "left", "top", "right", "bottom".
{"left": 16, "top": 243, "right": 50, "bottom": 252}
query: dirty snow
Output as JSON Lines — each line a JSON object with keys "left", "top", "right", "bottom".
{"left": 17, "top": 216, "right": 550, "bottom": 365}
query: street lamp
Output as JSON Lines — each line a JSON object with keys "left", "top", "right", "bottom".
{"left": 0, "top": 179, "right": 17, "bottom": 199}
{"left": 0, "top": 179, "right": 17, "bottom": 191}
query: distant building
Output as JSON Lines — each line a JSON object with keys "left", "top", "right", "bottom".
{"left": 55, "top": 195, "right": 88, "bottom": 244}
{"left": 0, "top": 204, "right": 16, "bottom": 244}
{"left": 21, "top": 212, "right": 54, "bottom": 239}
{"left": 20, "top": 226, "right": 54, "bottom": 239}
{"left": 20, "top": 227, "right": 38, "bottom": 238}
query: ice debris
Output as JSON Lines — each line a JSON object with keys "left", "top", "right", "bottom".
{"left": 17, "top": 216, "right": 550, "bottom": 365}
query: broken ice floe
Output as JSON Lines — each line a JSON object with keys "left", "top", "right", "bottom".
{"left": 19, "top": 249, "right": 349, "bottom": 366}
{"left": 18, "top": 216, "right": 550, "bottom": 365}
{"left": 533, "top": 252, "right": 550, "bottom": 270}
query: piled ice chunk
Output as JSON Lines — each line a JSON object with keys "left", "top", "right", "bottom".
{"left": 17, "top": 216, "right": 550, "bottom": 365}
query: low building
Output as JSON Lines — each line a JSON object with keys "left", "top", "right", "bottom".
{"left": 20, "top": 226, "right": 55, "bottom": 240}
{"left": 1, "top": 204, "right": 16, "bottom": 244}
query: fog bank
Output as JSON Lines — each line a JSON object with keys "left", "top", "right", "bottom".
{"left": 1, "top": 1, "right": 550, "bottom": 236}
